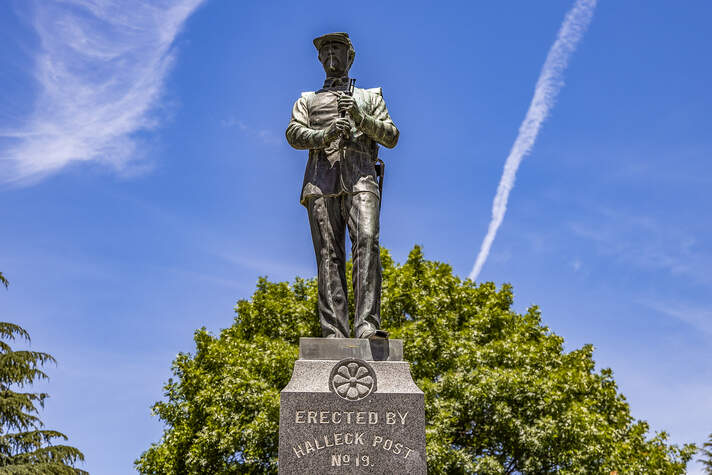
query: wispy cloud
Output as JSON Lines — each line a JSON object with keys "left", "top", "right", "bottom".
{"left": 215, "top": 250, "right": 314, "bottom": 282}
{"left": 568, "top": 208, "right": 711, "bottom": 286}
{"left": 221, "top": 116, "right": 279, "bottom": 145}
{"left": 0, "top": 0, "right": 206, "bottom": 184}
{"left": 642, "top": 300, "right": 712, "bottom": 336}
{"left": 469, "top": 0, "right": 597, "bottom": 280}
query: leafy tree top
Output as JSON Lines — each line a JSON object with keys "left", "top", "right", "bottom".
{"left": 136, "top": 246, "right": 695, "bottom": 474}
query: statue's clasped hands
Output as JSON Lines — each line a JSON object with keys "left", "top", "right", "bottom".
{"left": 337, "top": 93, "right": 363, "bottom": 124}
{"left": 324, "top": 93, "right": 364, "bottom": 144}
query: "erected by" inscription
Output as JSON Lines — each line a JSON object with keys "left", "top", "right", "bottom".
{"left": 294, "top": 410, "right": 408, "bottom": 425}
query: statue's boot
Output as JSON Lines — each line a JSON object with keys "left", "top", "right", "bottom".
{"left": 357, "top": 326, "right": 389, "bottom": 340}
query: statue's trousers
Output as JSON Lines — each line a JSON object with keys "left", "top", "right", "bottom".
{"left": 307, "top": 191, "right": 381, "bottom": 338}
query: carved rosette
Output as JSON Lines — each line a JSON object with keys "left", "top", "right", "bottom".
{"left": 329, "top": 358, "right": 377, "bottom": 401}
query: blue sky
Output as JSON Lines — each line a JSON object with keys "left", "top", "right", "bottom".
{"left": 1, "top": 0, "right": 711, "bottom": 473}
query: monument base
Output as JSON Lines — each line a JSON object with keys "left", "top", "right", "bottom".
{"left": 279, "top": 338, "right": 426, "bottom": 474}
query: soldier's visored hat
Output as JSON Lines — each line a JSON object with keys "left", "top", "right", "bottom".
{"left": 313, "top": 32, "right": 352, "bottom": 51}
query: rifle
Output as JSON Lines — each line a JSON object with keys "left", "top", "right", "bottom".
{"left": 341, "top": 78, "right": 356, "bottom": 139}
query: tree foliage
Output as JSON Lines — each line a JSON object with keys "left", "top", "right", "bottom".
{"left": 136, "top": 246, "right": 695, "bottom": 474}
{"left": 0, "top": 275, "right": 86, "bottom": 474}
{"left": 700, "top": 433, "right": 712, "bottom": 474}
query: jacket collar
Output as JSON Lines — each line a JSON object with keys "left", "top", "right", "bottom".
{"left": 322, "top": 76, "right": 351, "bottom": 90}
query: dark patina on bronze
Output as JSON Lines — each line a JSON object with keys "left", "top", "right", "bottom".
{"left": 286, "top": 33, "right": 399, "bottom": 339}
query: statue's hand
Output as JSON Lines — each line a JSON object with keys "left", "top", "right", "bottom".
{"left": 324, "top": 118, "right": 351, "bottom": 143}
{"left": 337, "top": 93, "right": 363, "bottom": 124}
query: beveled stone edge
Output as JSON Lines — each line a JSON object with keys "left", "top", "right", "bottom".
{"left": 282, "top": 359, "right": 423, "bottom": 395}
{"left": 299, "top": 337, "right": 404, "bottom": 361}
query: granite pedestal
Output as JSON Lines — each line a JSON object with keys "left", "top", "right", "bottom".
{"left": 279, "top": 338, "right": 426, "bottom": 474}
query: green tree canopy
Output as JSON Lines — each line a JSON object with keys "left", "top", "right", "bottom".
{"left": 0, "top": 275, "right": 86, "bottom": 474}
{"left": 136, "top": 247, "right": 695, "bottom": 474}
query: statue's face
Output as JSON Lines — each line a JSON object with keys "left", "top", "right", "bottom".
{"left": 318, "top": 40, "right": 350, "bottom": 77}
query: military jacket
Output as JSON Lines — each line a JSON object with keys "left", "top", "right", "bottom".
{"left": 286, "top": 85, "right": 399, "bottom": 205}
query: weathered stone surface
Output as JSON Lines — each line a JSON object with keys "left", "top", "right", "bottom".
{"left": 279, "top": 339, "right": 426, "bottom": 474}
{"left": 299, "top": 337, "right": 403, "bottom": 361}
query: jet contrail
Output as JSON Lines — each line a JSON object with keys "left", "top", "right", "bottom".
{"left": 469, "top": 0, "right": 597, "bottom": 281}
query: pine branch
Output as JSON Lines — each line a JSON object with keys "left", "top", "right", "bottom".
{"left": 0, "top": 319, "right": 85, "bottom": 474}
{"left": 0, "top": 430, "right": 70, "bottom": 457}
{"left": 0, "top": 353, "right": 53, "bottom": 388}
{"left": 4, "top": 444, "right": 85, "bottom": 467}
{"left": 699, "top": 432, "right": 712, "bottom": 473}
{"left": 0, "top": 324, "right": 30, "bottom": 344}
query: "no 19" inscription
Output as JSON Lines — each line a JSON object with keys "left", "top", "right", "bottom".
{"left": 331, "top": 454, "right": 370, "bottom": 467}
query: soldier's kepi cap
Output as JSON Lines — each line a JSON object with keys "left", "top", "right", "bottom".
{"left": 313, "top": 32, "right": 352, "bottom": 51}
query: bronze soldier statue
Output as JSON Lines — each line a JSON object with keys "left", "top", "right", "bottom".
{"left": 286, "top": 32, "right": 399, "bottom": 339}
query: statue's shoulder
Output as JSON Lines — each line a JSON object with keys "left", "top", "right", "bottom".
{"left": 290, "top": 91, "right": 315, "bottom": 108}
{"left": 358, "top": 88, "right": 393, "bottom": 117}
{"left": 355, "top": 87, "right": 383, "bottom": 99}
{"left": 362, "top": 87, "right": 383, "bottom": 97}
{"left": 358, "top": 88, "right": 387, "bottom": 107}
{"left": 294, "top": 91, "right": 314, "bottom": 104}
